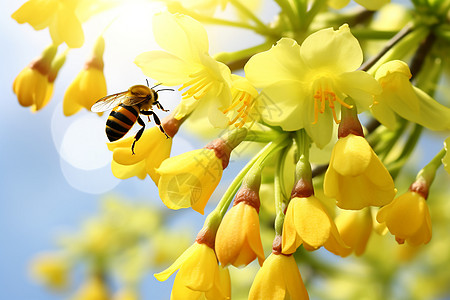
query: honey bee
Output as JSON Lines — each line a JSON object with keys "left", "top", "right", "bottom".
{"left": 91, "top": 81, "right": 173, "bottom": 154}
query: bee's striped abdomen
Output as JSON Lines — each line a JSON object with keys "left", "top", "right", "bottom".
{"left": 106, "top": 104, "right": 139, "bottom": 142}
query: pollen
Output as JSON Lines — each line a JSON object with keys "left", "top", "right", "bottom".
{"left": 312, "top": 80, "right": 352, "bottom": 124}
{"left": 223, "top": 90, "right": 256, "bottom": 128}
{"left": 179, "top": 68, "right": 215, "bottom": 100}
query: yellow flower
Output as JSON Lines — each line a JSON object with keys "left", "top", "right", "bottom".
{"left": 73, "top": 276, "right": 110, "bottom": 300}
{"left": 13, "top": 45, "right": 57, "bottom": 112}
{"left": 157, "top": 148, "right": 223, "bottom": 214}
{"left": 30, "top": 253, "right": 69, "bottom": 290}
{"left": 215, "top": 202, "right": 265, "bottom": 267}
{"left": 155, "top": 242, "right": 231, "bottom": 300}
{"left": 12, "top": 0, "right": 84, "bottom": 48}
{"left": 323, "top": 134, "right": 396, "bottom": 210}
{"left": 108, "top": 126, "right": 173, "bottom": 183}
{"left": 245, "top": 24, "right": 381, "bottom": 148}
{"left": 135, "top": 11, "right": 232, "bottom": 127}
{"left": 328, "top": 0, "right": 389, "bottom": 10}
{"left": 248, "top": 253, "right": 309, "bottom": 300}
{"left": 335, "top": 208, "right": 373, "bottom": 256}
{"left": 282, "top": 196, "right": 349, "bottom": 256}
{"left": 64, "top": 36, "right": 107, "bottom": 116}
{"left": 371, "top": 60, "right": 450, "bottom": 130}
{"left": 376, "top": 191, "right": 432, "bottom": 246}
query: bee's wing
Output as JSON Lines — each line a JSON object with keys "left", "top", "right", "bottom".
{"left": 121, "top": 96, "right": 148, "bottom": 107}
{"left": 90, "top": 92, "right": 129, "bottom": 112}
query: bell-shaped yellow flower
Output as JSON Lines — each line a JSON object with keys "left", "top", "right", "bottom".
{"left": 30, "top": 253, "right": 69, "bottom": 290}
{"left": 108, "top": 126, "right": 173, "bottom": 183}
{"left": 376, "top": 191, "right": 432, "bottom": 246}
{"left": 324, "top": 134, "right": 396, "bottom": 210}
{"left": 157, "top": 148, "right": 223, "bottom": 214}
{"left": 245, "top": 24, "right": 381, "bottom": 148}
{"left": 328, "top": 0, "right": 389, "bottom": 10}
{"left": 64, "top": 36, "right": 107, "bottom": 116}
{"left": 215, "top": 202, "right": 265, "bottom": 267}
{"left": 248, "top": 253, "right": 309, "bottom": 300}
{"left": 13, "top": 45, "right": 58, "bottom": 112}
{"left": 155, "top": 242, "right": 231, "bottom": 300}
{"left": 335, "top": 208, "right": 373, "bottom": 256}
{"left": 135, "top": 11, "right": 232, "bottom": 128}
{"left": 73, "top": 276, "right": 110, "bottom": 300}
{"left": 12, "top": 0, "right": 84, "bottom": 48}
{"left": 282, "top": 196, "right": 349, "bottom": 256}
{"left": 371, "top": 60, "right": 450, "bottom": 130}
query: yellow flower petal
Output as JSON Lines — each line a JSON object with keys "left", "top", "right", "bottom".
{"left": 51, "top": 3, "right": 84, "bottom": 48}
{"left": 324, "top": 134, "right": 396, "bottom": 209}
{"left": 12, "top": 0, "right": 57, "bottom": 30}
{"left": 135, "top": 51, "right": 195, "bottom": 85}
{"left": 335, "top": 208, "right": 372, "bottom": 256}
{"left": 109, "top": 127, "right": 172, "bottom": 184}
{"left": 157, "top": 149, "right": 223, "bottom": 214}
{"left": 301, "top": 24, "right": 362, "bottom": 73}
{"left": 248, "top": 253, "right": 309, "bottom": 300}
{"left": 245, "top": 38, "right": 307, "bottom": 88}
{"left": 154, "top": 243, "right": 200, "bottom": 282}
{"left": 152, "top": 11, "right": 208, "bottom": 62}
{"left": 216, "top": 203, "right": 265, "bottom": 267}
{"left": 332, "top": 135, "right": 372, "bottom": 177}
{"left": 377, "top": 191, "right": 432, "bottom": 245}
{"left": 293, "top": 197, "right": 332, "bottom": 248}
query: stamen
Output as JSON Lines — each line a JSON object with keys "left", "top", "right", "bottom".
{"left": 178, "top": 68, "right": 215, "bottom": 100}
{"left": 313, "top": 92, "right": 320, "bottom": 124}
{"left": 223, "top": 91, "right": 255, "bottom": 127}
{"left": 312, "top": 79, "right": 352, "bottom": 124}
{"left": 193, "top": 81, "right": 214, "bottom": 100}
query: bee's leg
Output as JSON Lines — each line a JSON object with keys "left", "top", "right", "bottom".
{"left": 142, "top": 111, "right": 169, "bottom": 139}
{"left": 153, "top": 101, "right": 169, "bottom": 112}
{"left": 132, "top": 117, "right": 146, "bottom": 155}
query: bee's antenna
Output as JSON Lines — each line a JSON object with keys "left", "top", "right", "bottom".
{"left": 146, "top": 79, "right": 149, "bottom": 87}
{"left": 156, "top": 88, "right": 175, "bottom": 92}
{"left": 151, "top": 83, "right": 163, "bottom": 89}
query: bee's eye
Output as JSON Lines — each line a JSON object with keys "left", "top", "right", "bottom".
{"left": 154, "top": 92, "right": 158, "bottom": 101}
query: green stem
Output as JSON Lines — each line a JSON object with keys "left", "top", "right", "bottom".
{"left": 228, "top": 0, "right": 270, "bottom": 33}
{"left": 274, "top": 143, "right": 291, "bottom": 236}
{"left": 387, "top": 124, "right": 423, "bottom": 179}
{"left": 302, "top": 0, "right": 327, "bottom": 30}
{"left": 360, "top": 22, "right": 414, "bottom": 72}
{"left": 244, "top": 128, "right": 282, "bottom": 143}
{"left": 294, "top": 130, "right": 311, "bottom": 175}
{"left": 351, "top": 29, "right": 398, "bottom": 40}
{"left": 172, "top": 6, "right": 272, "bottom": 35}
{"left": 375, "top": 119, "right": 408, "bottom": 161}
{"left": 417, "top": 147, "right": 446, "bottom": 185}
{"left": 292, "top": 0, "right": 307, "bottom": 28}
{"left": 274, "top": 0, "right": 300, "bottom": 30}
{"left": 366, "top": 25, "right": 429, "bottom": 74}
{"left": 216, "top": 134, "right": 290, "bottom": 218}
{"left": 214, "top": 40, "right": 275, "bottom": 71}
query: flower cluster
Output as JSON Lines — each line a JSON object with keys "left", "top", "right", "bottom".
{"left": 13, "top": 0, "right": 450, "bottom": 299}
